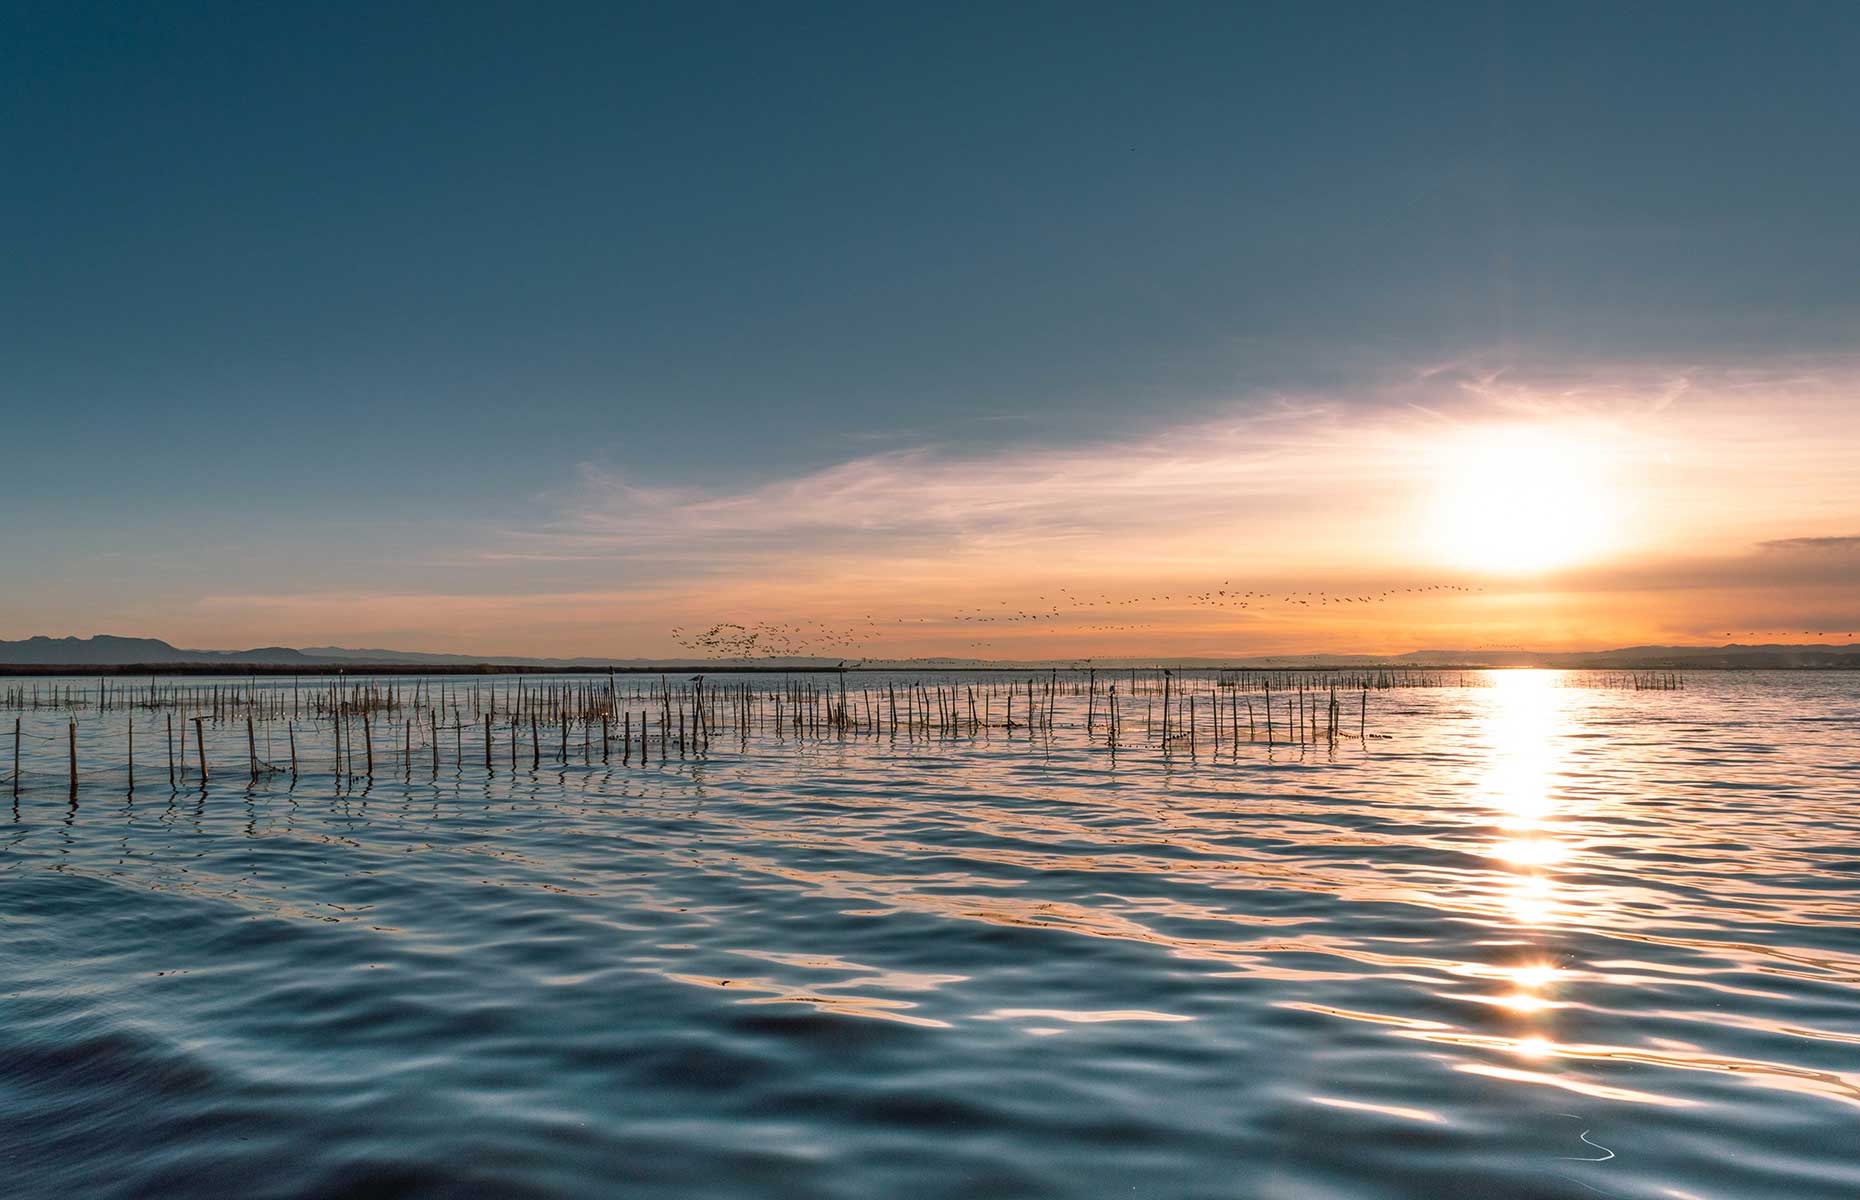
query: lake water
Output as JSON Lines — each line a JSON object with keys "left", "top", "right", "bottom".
{"left": 4, "top": 670, "right": 1859, "bottom": 1198}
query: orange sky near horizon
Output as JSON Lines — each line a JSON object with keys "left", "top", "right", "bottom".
{"left": 19, "top": 361, "right": 1852, "bottom": 662}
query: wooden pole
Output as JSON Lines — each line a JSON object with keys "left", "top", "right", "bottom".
{"left": 68, "top": 720, "right": 78, "bottom": 799}
{"left": 247, "top": 715, "right": 258, "bottom": 783}
{"left": 127, "top": 719, "right": 135, "bottom": 793}
{"left": 14, "top": 716, "right": 22, "bottom": 797}
{"left": 194, "top": 717, "right": 208, "bottom": 783}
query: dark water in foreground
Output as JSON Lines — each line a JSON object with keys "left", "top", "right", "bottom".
{"left": 4, "top": 671, "right": 1859, "bottom": 1198}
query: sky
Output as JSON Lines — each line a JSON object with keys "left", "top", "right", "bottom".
{"left": 4, "top": 2, "right": 1857, "bottom": 659}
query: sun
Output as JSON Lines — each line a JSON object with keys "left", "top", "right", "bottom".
{"left": 1425, "top": 428, "right": 1618, "bottom": 574}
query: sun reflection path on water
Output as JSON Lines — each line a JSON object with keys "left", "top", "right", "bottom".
{"left": 1478, "top": 670, "right": 1573, "bottom": 1055}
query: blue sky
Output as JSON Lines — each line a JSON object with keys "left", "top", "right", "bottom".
{"left": 4, "top": 3, "right": 1858, "bottom": 654}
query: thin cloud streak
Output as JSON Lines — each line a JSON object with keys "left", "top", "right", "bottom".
{"left": 533, "top": 401, "right": 1386, "bottom": 563}
{"left": 1760, "top": 536, "right": 1860, "bottom": 553}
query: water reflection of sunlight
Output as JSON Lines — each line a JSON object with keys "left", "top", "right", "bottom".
{"left": 1514, "top": 1035, "right": 1554, "bottom": 1059}
{"left": 1511, "top": 963, "right": 1559, "bottom": 992}
{"left": 1481, "top": 670, "right": 1569, "bottom": 927}
{"left": 1482, "top": 669, "right": 1561, "bottom": 827}
{"left": 1479, "top": 671, "right": 1571, "bottom": 1051}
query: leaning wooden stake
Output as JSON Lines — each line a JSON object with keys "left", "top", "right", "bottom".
{"left": 194, "top": 717, "right": 208, "bottom": 783}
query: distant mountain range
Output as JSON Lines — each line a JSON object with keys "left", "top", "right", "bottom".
{"left": 0, "top": 636, "right": 323, "bottom": 665}
{"left": 0, "top": 636, "right": 683, "bottom": 669}
{"left": 0, "top": 634, "right": 1856, "bottom": 671}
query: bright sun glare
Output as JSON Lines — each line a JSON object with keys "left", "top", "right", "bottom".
{"left": 1427, "top": 429, "right": 1617, "bottom": 574}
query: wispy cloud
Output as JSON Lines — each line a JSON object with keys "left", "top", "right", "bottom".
{"left": 508, "top": 398, "right": 1424, "bottom": 576}
{"left": 497, "top": 359, "right": 1782, "bottom": 579}
{"left": 1759, "top": 535, "right": 1860, "bottom": 552}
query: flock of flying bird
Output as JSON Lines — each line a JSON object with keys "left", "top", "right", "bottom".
{"left": 669, "top": 579, "right": 1491, "bottom": 659}
{"left": 950, "top": 581, "right": 1483, "bottom": 624}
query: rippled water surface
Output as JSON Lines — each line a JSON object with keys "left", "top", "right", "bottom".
{"left": 5, "top": 670, "right": 1859, "bottom": 1198}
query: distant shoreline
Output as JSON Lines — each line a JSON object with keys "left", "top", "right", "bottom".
{"left": 0, "top": 661, "right": 1854, "bottom": 678}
